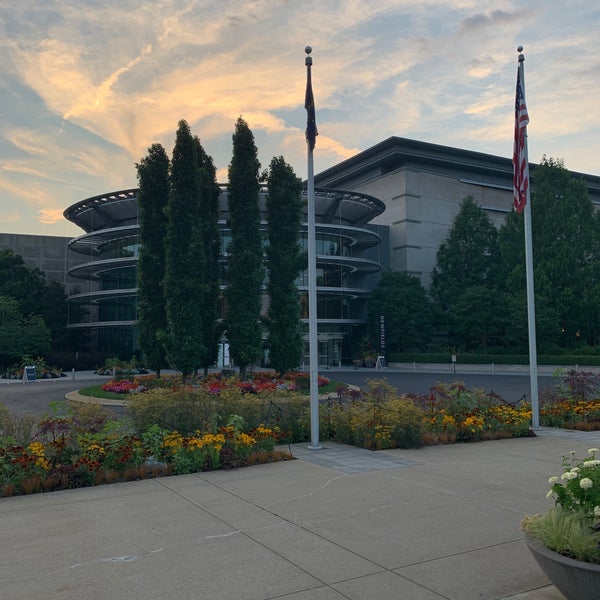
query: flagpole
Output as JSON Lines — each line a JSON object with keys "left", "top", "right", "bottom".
{"left": 518, "top": 46, "right": 540, "bottom": 429}
{"left": 305, "top": 45, "right": 321, "bottom": 449}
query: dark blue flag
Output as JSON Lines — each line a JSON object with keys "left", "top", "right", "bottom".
{"left": 305, "top": 67, "right": 318, "bottom": 151}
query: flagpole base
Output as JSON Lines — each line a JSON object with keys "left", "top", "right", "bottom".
{"left": 307, "top": 444, "right": 322, "bottom": 451}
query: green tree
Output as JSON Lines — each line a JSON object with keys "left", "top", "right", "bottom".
{"left": 39, "top": 279, "right": 87, "bottom": 351}
{"left": 136, "top": 143, "right": 170, "bottom": 376}
{"left": 0, "top": 249, "right": 77, "bottom": 354}
{"left": 225, "top": 117, "right": 263, "bottom": 379}
{"left": 162, "top": 120, "right": 206, "bottom": 378}
{"left": 265, "top": 156, "right": 304, "bottom": 375}
{"left": 449, "top": 286, "right": 507, "bottom": 351}
{"left": 368, "top": 272, "right": 432, "bottom": 353}
{"left": 194, "top": 137, "right": 222, "bottom": 375}
{"left": 429, "top": 196, "right": 500, "bottom": 349}
{"left": 499, "top": 157, "right": 600, "bottom": 351}
{"left": 0, "top": 296, "right": 51, "bottom": 365}
{"left": 0, "top": 249, "right": 46, "bottom": 318}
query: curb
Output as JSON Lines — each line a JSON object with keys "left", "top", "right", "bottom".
{"left": 65, "top": 390, "right": 126, "bottom": 407}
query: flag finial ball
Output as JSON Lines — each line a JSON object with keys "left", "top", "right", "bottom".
{"left": 305, "top": 46, "right": 312, "bottom": 55}
{"left": 517, "top": 45, "right": 523, "bottom": 53}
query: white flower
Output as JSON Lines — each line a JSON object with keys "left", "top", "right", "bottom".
{"left": 580, "top": 478, "right": 593, "bottom": 490}
{"left": 548, "top": 476, "right": 559, "bottom": 484}
{"left": 561, "top": 471, "right": 579, "bottom": 481}
{"left": 588, "top": 448, "right": 599, "bottom": 455}
{"left": 583, "top": 460, "right": 600, "bottom": 467}
{"left": 570, "top": 450, "right": 577, "bottom": 456}
{"left": 572, "top": 467, "right": 580, "bottom": 473}
{"left": 546, "top": 490, "right": 555, "bottom": 499}
{"left": 594, "top": 506, "right": 600, "bottom": 518}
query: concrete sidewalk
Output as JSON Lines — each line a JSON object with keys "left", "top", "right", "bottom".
{"left": 2, "top": 429, "right": 600, "bottom": 600}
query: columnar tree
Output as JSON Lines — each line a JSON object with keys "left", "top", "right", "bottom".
{"left": 162, "top": 120, "right": 206, "bottom": 378}
{"left": 265, "top": 156, "right": 304, "bottom": 375}
{"left": 194, "top": 137, "right": 222, "bottom": 375}
{"left": 225, "top": 117, "right": 263, "bottom": 378}
{"left": 136, "top": 143, "right": 170, "bottom": 376}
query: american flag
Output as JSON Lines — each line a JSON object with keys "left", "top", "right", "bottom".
{"left": 305, "top": 66, "right": 318, "bottom": 151}
{"left": 513, "top": 64, "right": 529, "bottom": 214}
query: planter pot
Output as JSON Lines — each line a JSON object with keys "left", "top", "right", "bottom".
{"left": 524, "top": 532, "right": 600, "bottom": 600}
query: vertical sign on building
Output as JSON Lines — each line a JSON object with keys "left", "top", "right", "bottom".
{"left": 376, "top": 315, "right": 388, "bottom": 369}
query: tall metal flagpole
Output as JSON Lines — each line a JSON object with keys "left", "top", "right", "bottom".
{"left": 516, "top": 46, "right": 539, "bottom": 429}
{"left": 305, "top": 46, "right": 321, "bottom": 449}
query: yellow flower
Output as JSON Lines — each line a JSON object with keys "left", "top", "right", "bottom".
{"left": 27, "top": 442, "right": 49, "bottom": 470}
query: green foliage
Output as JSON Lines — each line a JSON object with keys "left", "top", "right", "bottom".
{"left": 0, "top": 249, "right": 46, "bottom": 317}
{"left": 0, "top": 400, "right": 284, "bottom": 496}
{"left": 368, "top": 272, "right": 432, "bottom": 353}
{"left": 330, "top": 379, "right": 425, "bottom": 449}
{"left": 266, "top": 156, "right": 304, "bottom": 374}
{"left": 0, "top": 404, "right": 37, "bottom": 447}
{"left": 523, "top": 445, "right": 600, "bottom": 564}
{"left": 0, "top": 296, "right": 51, "bottom": 363}
{"left": 547, "top": 449, "right": 600, "bottom": 517}
{"left": 449, "top": 285, "right": 508, "bottom": 351}
{"left": 195, "top": 138, "right": 222, "bottom": 373}
{"left": 125, "top": 385, "right": 309, "bottom": 440}
{"left": 0, "top": 250, "right": 77, "bottom": 356}
{"left": 523, "top": 509, "right": 600, "bottom": 563}
{"left": 162, "top": 120, "right": 207, "bottom": 377}
{"left": 429, "top": 196, "right": 501, "bottom": 350}
{"left": 136, "top": 143, "right": 170, "bottom": 374}
{"left": 225, "top": 117, "right": 263, "bottom": 377}
{"left": 499, "top": 158, "right": 600, "bottom": 351}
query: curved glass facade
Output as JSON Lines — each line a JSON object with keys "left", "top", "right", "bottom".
{"left": 64, "top": 186, "right": 386, "bottom": 365}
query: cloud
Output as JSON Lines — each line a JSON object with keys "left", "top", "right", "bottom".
{"left": 1, "top": 0, "right": 600, "bottom": 237}
{"left": 38, "top": 208, "right": 66, "bottom": 225}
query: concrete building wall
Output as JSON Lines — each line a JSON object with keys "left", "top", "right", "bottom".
{"left": 327, "top": 163, "right": 512, "bottom": 286}
{"left": 0, "top": 233, "right": 90, "bottom": 295}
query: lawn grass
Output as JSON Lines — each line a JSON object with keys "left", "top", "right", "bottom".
{"left": 77, "top": 384, "right": 126, "bottom": 400}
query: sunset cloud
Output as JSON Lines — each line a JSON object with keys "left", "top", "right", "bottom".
{"left": 0, "top": 1, "right": 598, "bottom": 237}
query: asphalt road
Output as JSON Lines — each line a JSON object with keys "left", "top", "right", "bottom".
{"left": 326, "top": 369, "right": 557, "bottom": 404}
{"left": 0, "top": 374, "right": 113, "bottom": 416}
{"left": 0, "top": 368, "right": 558, "bottom": 417}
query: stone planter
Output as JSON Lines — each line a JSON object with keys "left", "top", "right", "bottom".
{"left": 524, "top": 532, "right": 600, "bottom": 600}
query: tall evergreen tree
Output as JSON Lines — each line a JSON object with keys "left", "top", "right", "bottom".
{"left": 162, "top": 120, "right": 206, "bottom": 378}
{"left": 194, "top": 136, "right": 222, "bottom": 375}
{"left": 429, "top": 196, "right": 501, "bottom": 350}
{"left": 368, "top": 272, "right": 432, "bottom": 353}
{"left": 225, "top": 117, "right": 263, "bottom": 378}
{"left": 265, "top": 156, "right": 304, "bottom": 375}
{"left": 499, "top": 157, "right": 600, "bottom": 350}
{"left": 136, "top": 143, "right": 170, "bottom": 375}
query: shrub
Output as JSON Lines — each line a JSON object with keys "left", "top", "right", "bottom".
{"left": 329, "top": 379, "right": 424, "bottom": 449}
{"left": 126, "top": 385, "right": 310, "bottom": 441}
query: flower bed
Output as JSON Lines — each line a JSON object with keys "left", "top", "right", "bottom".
{"left": 101, "top": 380, "right": 141, "bottom": 394}
{"left": 540, "top": 399, "right": 600, "bottom": 430}
{"left": 0, "top": 404, "right": 287, "bottom": 498}
{"left": 327, "top": 380, "right": 533, "bottom": 449}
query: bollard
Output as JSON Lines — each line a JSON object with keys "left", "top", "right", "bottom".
{"left": 72, "top": 367, "right": 75, "bottom": 380}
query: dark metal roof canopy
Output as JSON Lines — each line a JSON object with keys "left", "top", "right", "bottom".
{"left": 64, "top": 185, "right": 386, "bottom": 235}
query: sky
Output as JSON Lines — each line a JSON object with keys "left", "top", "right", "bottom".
{"left": 1, "top": 1, "right": 599, "bottom": 237}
